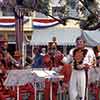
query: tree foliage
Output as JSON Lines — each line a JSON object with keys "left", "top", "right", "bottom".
{"left": 0, "top": 0, "right": 100, "bottom": 30}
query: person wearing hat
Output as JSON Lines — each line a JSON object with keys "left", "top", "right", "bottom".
{"left": 0, "top": 36, "right": 8, "bottom": 51}
{"left": 43, "top": 41, "right": 72, "bottom": 100}
{"left": 0, "top": 36, "right": 15, "bottom": 69}
{"left": 88, "top": 45, "right": 100, "bottom": 100}
{"left": 13, "top": 51, "right": 22, "bottom": 69}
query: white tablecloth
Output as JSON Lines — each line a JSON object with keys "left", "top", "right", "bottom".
{"left": 4, "top": 69, "right": 34, "bottom": 86}
{"left": 4, "top": 69, "right": 64, "bottom": 86}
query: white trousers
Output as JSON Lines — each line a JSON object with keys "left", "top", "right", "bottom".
{"left": 69, "top": 69, "right": 86, "bottom": 100}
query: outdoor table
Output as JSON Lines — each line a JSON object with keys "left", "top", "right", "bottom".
{"left": 4, "top": 69, "right": 64, "bottom": 100}
{"left": 4, "top": 69, "right": 34, "bottom": 100}
{"left": 31, "top": 69, "right": 64, "bottom": 100}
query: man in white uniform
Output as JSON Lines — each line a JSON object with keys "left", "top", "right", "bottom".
{"left": 62, "top": 36, "right": 96, "bottom": 100}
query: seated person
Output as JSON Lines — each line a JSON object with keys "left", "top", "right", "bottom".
{"left": 32, "top": 47, "right": 43, "bottom": 68}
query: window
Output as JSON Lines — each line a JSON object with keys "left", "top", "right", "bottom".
{"left": 26, "top": 45, "right": 32, "bottom": 57}
{"left": 52, "top": 6, "right": 65, "bottom": 17}
{"left": 35, "top": 12, "right": 48, "bottom": 18}
{"left": 8, "top": 44, "right": 16, "bottom": 56}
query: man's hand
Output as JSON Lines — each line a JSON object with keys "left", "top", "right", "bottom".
{"left": 77, "top": 64, "right": 85, "bottom": 70}
{"left": 83, "top": 64, "right": 91, "bottom": 70}
{"left": 52, "top": 66, "right": 63, "bottom": 72}
{"left": 61, "top": 82, "right": 69, "bottom": 93}
{"left": 77, "top": 64, "right": 90, "bottom": 70}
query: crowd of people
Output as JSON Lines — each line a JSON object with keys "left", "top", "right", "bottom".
{"left": 31, "top": 36, "right": 100, "bottom": 100}
{"left": 0, "top": 35, "right": 100, "bottom": 100}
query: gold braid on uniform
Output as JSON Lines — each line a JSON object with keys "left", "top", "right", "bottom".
{"left": 73, "top": 48, "right": 88, "bottom": 70}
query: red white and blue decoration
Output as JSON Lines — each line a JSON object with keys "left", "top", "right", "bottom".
{"left": 0, "top": 17, "right": 29, "bottom": 28}
{"left": 32, "top": 19, "right": 60, "bottom": 29}
{"left": 0, "top": 17, "right": 60, "bottom": 29}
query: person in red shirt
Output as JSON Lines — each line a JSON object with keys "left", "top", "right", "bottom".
{"left": 0, "top": 36, "right": 14, "bottom": 69}
{"left": 43, "top": 41, "right": 72, "bottom": 100}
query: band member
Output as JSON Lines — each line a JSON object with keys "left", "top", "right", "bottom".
{"left": 13, "top": 50, "right": 22, "bottom": 69}
{"left": 43, "top": 41, "right": 72, "bottom": 100}
{"left": 66, "top": 36, "right": 96, "bottom": 100}
{"left": 0, "top": 36, "right": 15, "bottom": 69}
{"left": 0, "top": 51, "right": 7, "bottom": 89}
{"left": 88, "top": 45, "right": 100, "bottom": 100}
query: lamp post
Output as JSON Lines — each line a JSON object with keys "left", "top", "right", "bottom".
{"left": 14, "top": 5, "right": 25, "bottom": 67}
{"left": 15, "top": 6, "right": 24, "bottom": 51}
{"left": 14, "top": 0, "right": 36, "bottom": 67}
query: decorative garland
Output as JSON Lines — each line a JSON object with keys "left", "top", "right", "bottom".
{"left": 0, "top": 17, "right": 29, "bottom": 27}
{"left": 32, "top": 19, "right": 60, "bottom": 29}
